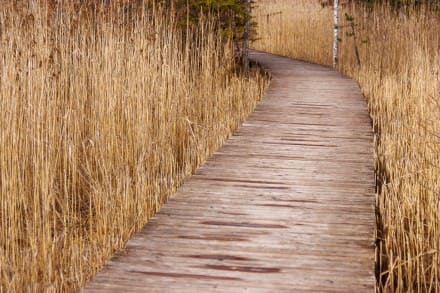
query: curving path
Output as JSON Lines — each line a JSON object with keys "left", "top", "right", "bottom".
{"left": 84, "top": 51, "right": 376, "bottom": 292}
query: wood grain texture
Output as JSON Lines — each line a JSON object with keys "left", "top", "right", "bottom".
{"left": 84, "top": 51, "right": 376, "bottom": 292}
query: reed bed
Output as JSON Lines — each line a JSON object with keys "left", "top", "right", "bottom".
{"left": 0, "top": 1, "right": 267, "bottom": 291}
{"left": 254, "top": 0, "right": 333, "bottom": 65}
{"left": 254, "top": 0, "right": 439, "bottom": 291}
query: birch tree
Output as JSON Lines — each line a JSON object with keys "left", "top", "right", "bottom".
{"left": 333, "top": 0, "right": 339, "bottom": 68}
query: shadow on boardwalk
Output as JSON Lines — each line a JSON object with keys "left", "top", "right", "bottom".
{"left": 84, "top": 51, "right": 376, "bottom": 292}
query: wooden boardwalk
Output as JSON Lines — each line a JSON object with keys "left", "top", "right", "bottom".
{"left": 85, "top": 51, "right": 376, "bottom": 292}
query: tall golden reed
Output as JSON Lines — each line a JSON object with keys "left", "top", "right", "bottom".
{"left": 254, "top": 0, "right": 439, "bottom": 291}
{"left": 0, "top": 1, "right": 267, "bottom": 291}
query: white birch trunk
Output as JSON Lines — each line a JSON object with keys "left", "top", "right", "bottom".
{"left": 333, "top": 0, "right": 339, "bottom": 68}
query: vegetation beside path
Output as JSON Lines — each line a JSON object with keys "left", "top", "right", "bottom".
{"left": 0, "top": 1, "right": 267, "bottom": 290}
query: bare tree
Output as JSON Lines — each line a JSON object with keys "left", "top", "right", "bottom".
{"left": 333, "top": 0, "right": 339, "bottom": 68}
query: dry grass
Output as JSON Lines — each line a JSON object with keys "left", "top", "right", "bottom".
{"left": 254, "top": 0, "right": 333, "bottom": 65}
{"left": 254, "top": 0, "right": 440, "bottom": 291}
{"left": 0, "top": 1, "right": 267, "bottom": 291}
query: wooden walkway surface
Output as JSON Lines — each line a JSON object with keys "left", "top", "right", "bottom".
{"left": 85, "top": 51, "right": 376, "bottom": 292}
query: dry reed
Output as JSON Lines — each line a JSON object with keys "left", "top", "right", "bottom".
{"left": 0, "top": 1, "right": 267, "bottom": 291}
{"left": 254, "top": 0, "right": 439, "bottom": 291}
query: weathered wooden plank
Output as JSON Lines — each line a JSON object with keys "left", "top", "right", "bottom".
{"left": 83, "top": 51, "right": 375, "bottom": 292}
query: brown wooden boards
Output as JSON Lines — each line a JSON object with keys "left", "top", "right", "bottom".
{"left": 84, "top": 51, "right": 375, "bottom": 292}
